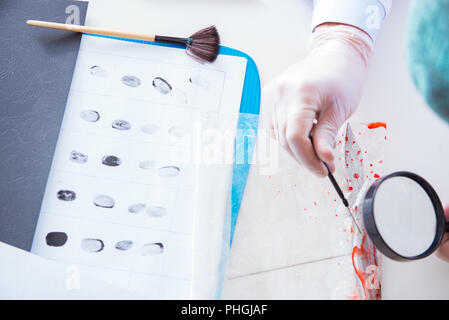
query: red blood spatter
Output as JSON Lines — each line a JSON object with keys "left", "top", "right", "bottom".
{"left": 352, "top": 236, "right": 382, "bottom": 300}
{"left": 367, "top": 122, "right": 387, "bottom": 130}
{"left": 352, "top": 236, "right": 368, "bottom": 299}
{"left": 353, "top": 173, "right": 359, "bottom": 179}
{"left": 357, "top": 150, "right": 361, "bottom": 156}
{"left": 348, "top": 187, "right": 353, "bottom": 191}
{"left": 345, "top": 137, "right": 349, "bottom": 141}
{"left": 370, "top": 164, "right": 373, "bottom": 167}
{"left": 313, "top": 201, "right": 317, "bottom": 206}
{"left": 374, "top": 174, "right": 380, "bottom": 179}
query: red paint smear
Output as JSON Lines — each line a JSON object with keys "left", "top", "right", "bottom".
{"left": 367, "top": 122, "right": 387, "bottom": 130}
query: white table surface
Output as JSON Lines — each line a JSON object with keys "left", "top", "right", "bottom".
{"left": 85, "top": 0, "right": 449, "bottom": 299}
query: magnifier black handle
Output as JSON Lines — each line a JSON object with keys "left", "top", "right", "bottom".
{"left": 446, "top": 221, "right": 449, "bottom": 233}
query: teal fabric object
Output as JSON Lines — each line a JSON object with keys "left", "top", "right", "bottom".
{"left": 408, "top": 0, "right": 449, "bottom": 123}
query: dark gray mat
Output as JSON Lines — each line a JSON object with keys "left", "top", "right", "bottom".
{"left": 0, "top": 0, "right": 88, "bottom": 250}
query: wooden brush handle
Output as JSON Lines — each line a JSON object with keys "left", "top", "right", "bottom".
{"left": 27, "top": 20, "right": 156, "bottom": 42}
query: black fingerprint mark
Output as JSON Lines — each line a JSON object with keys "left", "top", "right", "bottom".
{"left": 121, "top": 75, "right": 141, "bottom": 88}
{"left": 45, "top": 232, "right": 68, "bottom": 247}
{"left": 158, "top": 166, "right": 180, "bottom": 178}
{"left": 112, "top": 120, "right": 131, "bottom": 131}
{"left": 152, "top": 77, "right": 172, "bottom": 95}
{"left": 90, "top": 65, "right": 108, "bottom": 78}
{"left": 80, "top": 110, "right": 100, "bottom": 122}
{"left": 128, "top": 203, "right": 146, "bottom": 214}
{"left": 57, "top": 190, "right": 76, "bottom": 201}
{"left": 93, "top": 194, "right": 115, "bottom": 208}
{"left": 115, "top": 240, "right": 133, "bottom": 251}
{"left": 70, "top": 151, "right": 88, "bottom": 164}
{"left": 141, "top": 242, "right": 164, "bottom": 256}
{"left": 101, "top": 155, "right": 121, "bottom": 167}
{"left": 146, "top": 206, "right": 167, "bottom": 218}
{"left": 81, "top": 239, "right": 104, "bottom": 253}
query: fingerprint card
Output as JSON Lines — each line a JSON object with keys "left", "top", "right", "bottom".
{"left": 31, "top": 35, "right": 247, "bottom": 298}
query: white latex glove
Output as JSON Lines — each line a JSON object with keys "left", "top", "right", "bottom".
{"left": 262, "top": 23, "right": 374, "bottom": 176}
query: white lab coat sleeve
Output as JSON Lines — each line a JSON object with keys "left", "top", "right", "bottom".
{"left": 311, "top": 0, "right": 392, "bottom": 41}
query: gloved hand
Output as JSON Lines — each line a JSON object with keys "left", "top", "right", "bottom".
{"left": 436, "top": 205, "right": 449, "bottom": 263}
{"left": 262, "top": 23, "right": 374, "bottom": 176}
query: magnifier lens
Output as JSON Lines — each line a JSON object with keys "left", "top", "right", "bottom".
{"left": 373, "top": 176, "right": 437, "bottom": 258}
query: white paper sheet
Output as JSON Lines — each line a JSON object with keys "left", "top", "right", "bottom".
{"left": 31, "top": 35, "right": 246, "bottom": 299}
{"left": 0, "top": 242, "right": 136, "bottom": 299}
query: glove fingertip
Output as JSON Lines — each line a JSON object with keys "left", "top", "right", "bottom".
{"left": 316, "top": 143, "right": 335, "bottom": 164}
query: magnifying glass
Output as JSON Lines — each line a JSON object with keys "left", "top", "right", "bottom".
{"left": 363, "top": 172, "right": 449, "bottom": 261}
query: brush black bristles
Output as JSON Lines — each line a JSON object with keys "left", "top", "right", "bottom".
{"left": 154, "top": 26, "right": 220, "bottom": 63}
{"left": 187, "top": 25, "right": 220, "bottom": 63}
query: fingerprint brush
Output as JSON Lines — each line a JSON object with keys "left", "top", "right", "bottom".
{"left": 309, "top": 135, "right": 362, "bottom": 234}
{"left": 26, "top": 20, "right": 220, "bottom": 63}
{"left": 323, "top": 163, "right": 362, "bottom": 234}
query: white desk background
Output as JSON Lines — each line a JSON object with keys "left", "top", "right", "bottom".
{"left": 84, "top": 0, "right": 449, "bottom": 299}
